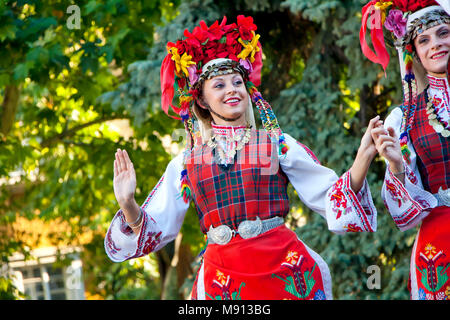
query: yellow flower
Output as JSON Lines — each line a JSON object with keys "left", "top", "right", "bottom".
{"left": 374, "top": 0, "right": 392, "bottom": 11}
{"left": 169, "top": 47, "right": 195, "bottom": 77}
{"left": 216, "top": 269, "right": 227, "bottom": 285}
{"left": 237, "top": 31, "right": 260, "bottom": 63}
{"left": 285, "top": 251, "right": 299, "bottom": 264}
{"left": 374, "top": 1, "right": 393, "bottom": 24}
{"left": 424, "top": 243, "right": 437, "bottom": 259}
{"left": 445, "top": 286, "right": 450, "bottom": 299}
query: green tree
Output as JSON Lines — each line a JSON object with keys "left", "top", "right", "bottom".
{"left": 0, "top": 0, "right": 182, "bottom": 299}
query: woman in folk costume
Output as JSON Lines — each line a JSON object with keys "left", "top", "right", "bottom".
{"left": 360, "top": 0, "right": 450, "bottom": 300}
{"left": 105, "top": 15, "right": 380, "bottom": 300}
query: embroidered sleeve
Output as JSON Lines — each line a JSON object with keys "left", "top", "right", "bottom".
{"left": 280, "top": 133, "right": 377, "bottom": 234}
{"left": 380, "top": 108, "right": 438, "bottom": 231}
{"left": 325, "top": 171, "right": 377, "bottom": 234}
{"left": 104, "top": 153, "right": 190, "bottom": 262}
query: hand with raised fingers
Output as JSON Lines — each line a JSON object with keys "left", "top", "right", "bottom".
{"left": 358, "top": 115, "right": 382, "bottom": 161}
{"left": 370, "top": 123, "right": 404, "bottom": 174}
{"left": 113, "top": 149, "right": 137, "bottom": 209}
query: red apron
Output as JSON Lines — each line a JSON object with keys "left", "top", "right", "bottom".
{"left": 191, "top": 225, "right": 331, "bottom": 300}
{"left": 412, "top": 206, "right": 450, "bottom": 300}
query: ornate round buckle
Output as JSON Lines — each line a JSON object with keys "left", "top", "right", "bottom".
{"left": 207, "top": 224, "right": 234, "bottom": 245}
{"left": 238, "top": 217, "right": 262, "bottom": 239}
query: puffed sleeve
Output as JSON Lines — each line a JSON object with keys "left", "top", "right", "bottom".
{"left": 279, "top": 133, "right": 377, "bottom": 234}
{"left": 381, "top": 107, "right": 437, "bottom": 231}
{"left": 104, "top": 153, "right": 190, "bottom": 262}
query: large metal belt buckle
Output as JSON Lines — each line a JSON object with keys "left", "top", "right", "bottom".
{"left": 207, "top": 225, "right": 235, "bottom": 245}
{"left": 238, "top": 217, "right": 262, "bottom": 239}
{"left": 208, "top": 217, "right": 263, "bottom": 245}
{"left": 438, "top": 187, "right": 450, "bottom": 207}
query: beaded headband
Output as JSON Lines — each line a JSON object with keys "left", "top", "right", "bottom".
{"left": 191, "top": 59, "right": 248, "bottom": 91}
{"left": 397, "top": 7, "right": 450, "bottom": 48}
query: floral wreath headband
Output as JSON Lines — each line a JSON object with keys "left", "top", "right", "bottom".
{"left": 159, "top": 16, "right": 289, "bottom": 203}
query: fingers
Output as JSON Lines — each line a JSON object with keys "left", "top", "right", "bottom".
{"left": 114, "top": 158, "right": 119, "bottom": 177}
{"left": 374, "top": 131, "right": 397, "bottom": 146}
{"left": 115, "top": 149, "right": 128, "bottom": 172}
{"left": 371, "top": 126, "right": 388, "bottom": 138}
{"left": 387, "top": 126, "right": 397, "bottom": 139}
{"left": 379, "top": 140, "right": 395, "bottom": 154}
{"left": 115, "top": 148, "right": 135, "bottom": 175}
{"left": 123, "top": 149, "right": 134, "bottom": 171}
{"left": 366, "top": 115, "right": 380, "bottom": 132}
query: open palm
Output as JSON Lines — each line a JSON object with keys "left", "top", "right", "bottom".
{"left": 113, "top": 149, "right": 136, "bottom": 206}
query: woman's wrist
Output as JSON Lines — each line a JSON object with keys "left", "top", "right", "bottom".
{"left": 119, "top": 197, "right": 138, "bottom": 213}
{"left": 389, "top": 161, "right": 405, "bottom": 175}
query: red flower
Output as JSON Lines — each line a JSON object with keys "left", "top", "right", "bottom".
{"left": 225, "top": 29, "right": 240, "bottom": 46}
{"left": 236, "top": 15, "right": 257, "bottom": 41}
{"left": 184, "top": 22, "right": 209, "bottom": 48}
{"left": 177, "top": 77, "right": 186, "bottom": 89}
{"left": 174, "top": 40, "right": 188, "bottom": 55}
{"left": 206, "top": 20, "right": 225, "bottom": 41}
{"left": 392, "top": 0, "right": 437, "bottom": 12}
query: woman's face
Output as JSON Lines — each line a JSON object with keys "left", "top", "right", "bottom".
{"left": 200, "top": 72, "right": 249, "bottom": 126}
{"left": 414, "top": 23, "right": 450, "bottom": 77}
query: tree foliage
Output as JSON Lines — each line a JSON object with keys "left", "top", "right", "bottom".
{"left": 1, "top": 0, "right": 417, "bottom": 300}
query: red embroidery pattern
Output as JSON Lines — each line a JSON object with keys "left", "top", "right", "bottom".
{"left": 206, "top": 269, "right": 246, "bottom": 300}
{"left": 329, "top": 178, "right": 348, "bottom": 219}
{"left": 344, "top": 223, "right": 363, "bottom": 233}
{"left": 417, "top": 243, "right": 450, "bottom": 300}
{"left": 142, "top": 231, "right": 162, "bottom": 255}
{"left": 386, "top": 179, "right": 404, "bottom": 208}
{"left": 106, "top": 227, "right": 122, "bottom": 256}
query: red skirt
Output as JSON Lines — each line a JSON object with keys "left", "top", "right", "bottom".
{"left": 410, "top": 206, "right": 450, "bottom": 300}
{"left": 190, "top": 225, "right": 332, "bottom": 300}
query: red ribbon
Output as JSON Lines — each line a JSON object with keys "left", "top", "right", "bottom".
{"left": 360, "top": 1, "right": 390, "bottom": 73}
{"left": 249, "top": 42, "right": 263, "bottom": 87}
{"left": 160, "top": 54, "right": 182, "bottom": 120}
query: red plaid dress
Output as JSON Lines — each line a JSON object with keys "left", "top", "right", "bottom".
{"left": 185, "top": 130, "right": 290, "bottom": 233}
{"left": 407, "top": 92, "right": 450, "bottom": 300}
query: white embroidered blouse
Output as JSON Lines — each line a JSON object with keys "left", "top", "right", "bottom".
{"left": 105, "top": 126, "right": 378, "bottom": 262}
{"left": 381, "top": 75, "right": 450, "bottom": 231}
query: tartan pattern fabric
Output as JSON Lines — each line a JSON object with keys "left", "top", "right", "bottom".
{"left": 409, "top": 92, "right": 450, "bottom": 194}
{"left": 186, "top": 129, "right": 289, "bottom": 233}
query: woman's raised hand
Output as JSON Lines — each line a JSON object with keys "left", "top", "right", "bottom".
{"left": 358, "top": 115, "right": 382, "bottom": 161}
{"left": 113, "top": 149, "right": 137, "bottom": 208}
{"left": 349, "top": 116, "right": 382, "bottom": 193}
{"left": 370, "top": 122, "right": 404, "bottom": 174}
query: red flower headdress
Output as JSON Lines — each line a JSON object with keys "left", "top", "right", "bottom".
{"left": 160, "top": 16, "right": 289, "bottom": 202}
{"left": 160, "top": 15, "right": 262, "bottom": 120}
{"left": 360, "top": 0, "right": 450, "bottom": 165}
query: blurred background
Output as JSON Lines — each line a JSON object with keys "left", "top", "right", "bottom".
{"left": 1, "top": 0, "right": 416, "bottom": 300}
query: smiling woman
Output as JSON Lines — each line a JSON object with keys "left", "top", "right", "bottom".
{"left": 414, "top": 24, "right": 450, "bottom": 77}
{"left": 198, "top": 73, "right": 249, "bottom": 125}
{"left": 360, "top": 0, "right": 450, "bottom": 300}
{"left": 105, "top": 15, "right": 380, "bottom": 300}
